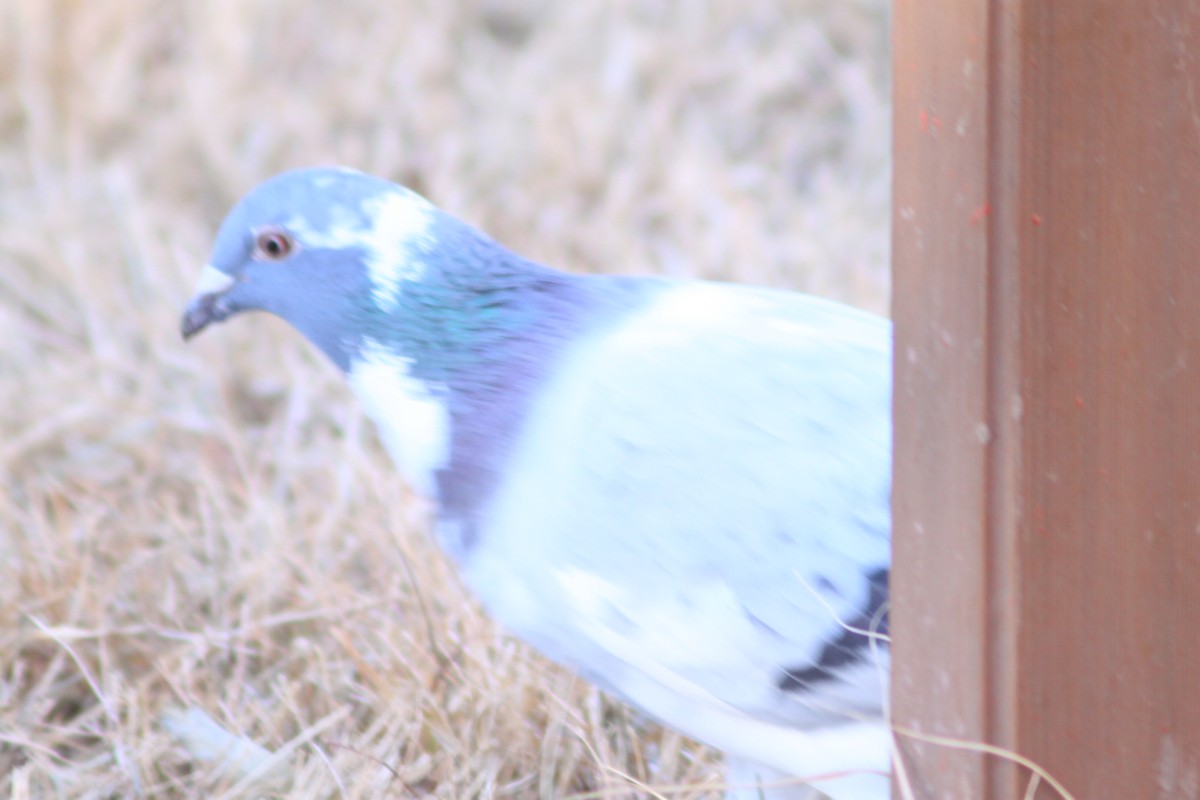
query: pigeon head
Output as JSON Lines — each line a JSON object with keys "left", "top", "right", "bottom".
{"left": 181, "top": 167, "right": 626, "bottom": 522}
{"left": 181, "top": 167, "right": 440, "bottom": 370}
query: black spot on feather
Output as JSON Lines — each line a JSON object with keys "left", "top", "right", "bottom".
{"left": 777, "top": 568, "right": 889, "bottom": 692}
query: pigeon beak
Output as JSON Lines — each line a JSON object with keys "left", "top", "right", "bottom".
{"left": 181, "top": 264, "right": 237, "bottom": 340}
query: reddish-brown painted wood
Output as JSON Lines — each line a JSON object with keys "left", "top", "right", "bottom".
{"left": 891, "top": 0, "right": 994, "bottom": 796}
{"left": 893, "top": 1, "right": 1200, "bottom": 798}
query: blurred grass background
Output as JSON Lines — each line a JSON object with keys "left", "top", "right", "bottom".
{"left": 0, "top": 1, "right": 890, "bottom": 797}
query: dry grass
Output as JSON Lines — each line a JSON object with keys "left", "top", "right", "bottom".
{"left": 0, "top": 1, "right": 890, "bottom": 797}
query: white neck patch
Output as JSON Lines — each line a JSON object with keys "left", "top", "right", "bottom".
{"left": 347, "top": 337, "right": 450, "bottom": 497}
{"left": 287, "top": 187, "right": 436, "bottom": 311}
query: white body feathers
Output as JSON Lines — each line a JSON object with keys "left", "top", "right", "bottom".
{"left": 412, "top": 282, "right": 890, "bottom": 798}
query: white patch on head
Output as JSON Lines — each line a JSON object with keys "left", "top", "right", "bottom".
{"left": 362, "top": 191, "right": 436, "bottom": 307}
{"left": 314, "top": 167, "right": 365, "bottom": 188}
{"left": 191, "top": 263, "right": 236, "bottom": 296}
{"left": 286, "top": 186, "right": 436, "bottom": 311}
{"left": 348, "top": 337, "right": 449, "bottom": 496}
{"left": 285, "top": 207, "right": 361, "bottom": 250}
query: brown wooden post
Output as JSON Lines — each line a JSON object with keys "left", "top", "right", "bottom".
{"left": 892, "top": 1, "right": 1200, "bottom": 798}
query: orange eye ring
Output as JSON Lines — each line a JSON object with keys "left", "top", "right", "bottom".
{"left": 253, "top": 229, "right": 295, "bottom": 261}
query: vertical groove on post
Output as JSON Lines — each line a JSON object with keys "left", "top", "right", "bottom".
{"left": 982, "top": 0, "right": 1021, "bottom": 796}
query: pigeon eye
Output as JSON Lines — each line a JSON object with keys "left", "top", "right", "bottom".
{"left": 254, "top": 229, "right": 294, "bottom": 261}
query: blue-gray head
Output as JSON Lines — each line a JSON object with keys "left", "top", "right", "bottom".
{"left": 181, "top": 167, "right": 444, "bottom": 370}
{"left": 181, "top": 167, "right": 632, "bottom": 527}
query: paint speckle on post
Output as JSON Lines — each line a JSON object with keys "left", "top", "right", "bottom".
{"left": 975, "top": 423, "right": 991, "bottom": 444}
{"left": 969, "top": 204, "right": 991, "bottom": 225}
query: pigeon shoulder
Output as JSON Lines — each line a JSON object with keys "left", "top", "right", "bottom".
{"left": 460, "top": 277, "right": 893, "bottom": 796}
{"left": 465, "top": 275, "right": 892, "bottom": 688}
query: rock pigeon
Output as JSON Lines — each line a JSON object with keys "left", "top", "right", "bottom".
{"left": 181, "top": 168, "right": 893, "bottom": 800}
